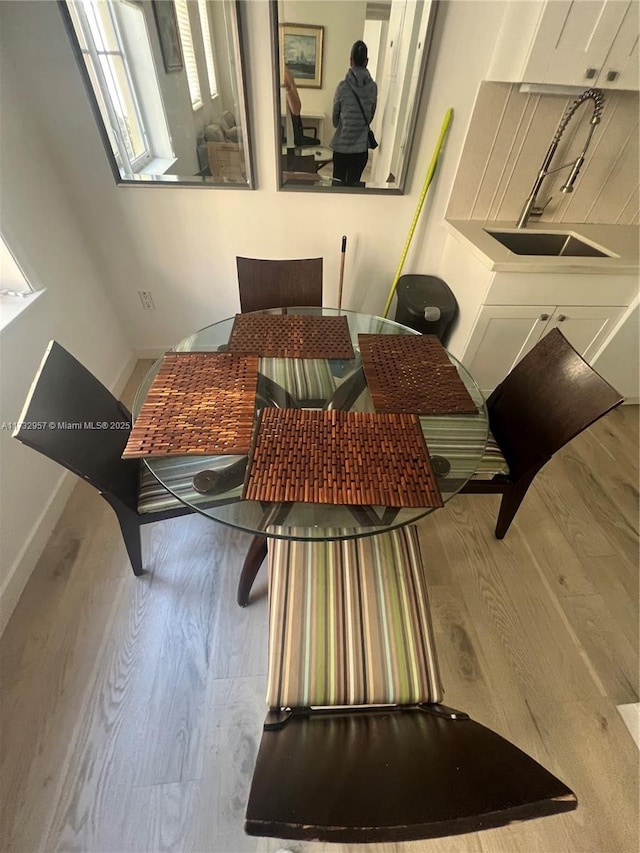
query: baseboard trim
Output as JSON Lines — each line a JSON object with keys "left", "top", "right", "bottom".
{"left": 0, "top": 350, "right": 137, "bottom": 637}
{"left": 0, "top": 470, "right": 75, "bottom": 635}
{"left": 617, "top": 703, "right": 640, "bottom": 750}
{"left": 135, "top": 348, "right": 167, "bottom": 360}
{"left": 114, "top": 352, "right": 138, "bottom": 397}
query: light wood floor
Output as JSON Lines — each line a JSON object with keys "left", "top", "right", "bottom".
{"left": 1, "top": 363, "right": 638, "bottom": 853}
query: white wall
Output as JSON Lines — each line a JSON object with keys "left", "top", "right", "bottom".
{"left": 593, "top": 298, "right": 640, "bottom": 401}
{"left": 0, "top": 3, "right": 132, "bottom": 632}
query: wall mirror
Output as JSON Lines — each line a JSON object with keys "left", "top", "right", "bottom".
{"left": 272, "top": 0, "right": 438, "bottom": 193}
{"left": 60, "top": 0, "right": 253, "bottom": 187}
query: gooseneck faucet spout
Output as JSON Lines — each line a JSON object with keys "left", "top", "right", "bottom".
{"left": 516, "top": 88, "right": 605, "bottom": 229}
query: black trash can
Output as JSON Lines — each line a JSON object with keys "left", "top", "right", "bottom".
{"left": 394, "top": 275, "right": 458, "bottom": 345}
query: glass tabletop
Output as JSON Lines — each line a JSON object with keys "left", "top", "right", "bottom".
{"left": 133, "top": 308, "right": 488, "bottom": 540}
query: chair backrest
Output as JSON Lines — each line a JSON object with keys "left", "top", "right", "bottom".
{"left": 487, "top": 328, "right": 623, "bottom": 479}
{"left": 13, "top": 341, "right": 139, "bottom": 509}
{"left": 236, "top": 256, "right": 323, "bottom": 313}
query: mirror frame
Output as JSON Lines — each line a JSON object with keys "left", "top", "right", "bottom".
{"left": 59, "top": 0, "right": 255, "bottom": 189}
{"left": 270, "top": 0, "right": 438, "bottom": 194}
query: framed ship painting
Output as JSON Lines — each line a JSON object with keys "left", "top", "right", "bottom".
{"left": 279, "top": 23, "right": 323, "bottom": 88}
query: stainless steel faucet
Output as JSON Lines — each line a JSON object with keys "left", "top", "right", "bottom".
{"left": 516, "top": 88, "right": 605, "bottom": 229}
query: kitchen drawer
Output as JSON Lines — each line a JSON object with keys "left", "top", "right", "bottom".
{"left": 485, "top": 272, "right": 639, "bottom": 307}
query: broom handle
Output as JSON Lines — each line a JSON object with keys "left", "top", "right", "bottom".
{"left": 337, "top": 235, "right": 347, "bottom": 312}
{"left": 382, "top": 108, "right": 453, "bottom": 318}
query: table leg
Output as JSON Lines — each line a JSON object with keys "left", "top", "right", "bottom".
{"left": 237, "top": 535, "right": 268, "bottom": 607}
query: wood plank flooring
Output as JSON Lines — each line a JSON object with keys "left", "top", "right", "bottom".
{"left": 1, "top": 362, "right": 638, "bottom": 853}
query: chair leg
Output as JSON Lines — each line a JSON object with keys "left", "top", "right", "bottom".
{"left": 494, "top": 472, "right": 536, "bottom": 539}
{"left": 104, "top": 497, "right": 145, "bottom": 576}
{"left": 237, "top": 535, "right": 268, "bottom": 607}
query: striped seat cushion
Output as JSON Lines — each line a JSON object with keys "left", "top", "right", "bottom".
{"left": 473, "top": 431, "right": 509, "bottom": 480}
{"left": 260, "top": 357, "right": 336, "bottom": 404}
{"left": 266, "top": 526, "right": 443, "bottom": 709}
{"left": 137, "top": 457, "right": 242, "bottom": 513}
{"left": 420, "top": 414, "right": 509, "bottom": 481}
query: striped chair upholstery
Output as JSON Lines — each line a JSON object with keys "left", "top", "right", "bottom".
{"left": 266, "top": 526, "right": 443, "bottom": 709}
{"left": 420, "top": 414, "right": 509, "bottom": 481}
{"left": 475, "top": 431, "right": 509, "bottom": 479}
{"left": 137, "top": 457, "right": 242, "bottom": 513}
{"left": 260, "top": 357, "right": 336, "bottom": 405}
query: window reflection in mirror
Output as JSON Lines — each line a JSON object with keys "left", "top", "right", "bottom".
{"left": 62, "top": 0, "right": 253, "bottom": 187}
{"left": 275, "top": 0, "right": 437, "bottom": 193}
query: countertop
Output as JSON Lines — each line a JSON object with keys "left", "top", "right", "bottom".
{"left": 445, "top": 220, "right": 639, "bottom": 274}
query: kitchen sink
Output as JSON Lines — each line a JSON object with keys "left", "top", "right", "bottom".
{"left": 485, "top": 230, "right": 612, "bottom": 257}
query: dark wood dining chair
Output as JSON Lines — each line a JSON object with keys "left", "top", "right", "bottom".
{"left": 236, "top": 254, "right": 333, "bottom": 409}
{"left": 460, "top": 328, "right": 623, "bottom": 538}
{"left": 13, "top": 341, "right": 233, "bottom": 576}
{"left": 245, "top": 526, "right": 577, "bottom": 842}
{"left": 234, "top": 257, "right": 337, "bottom": 606}
{"left": 236, "top": 256, "right": 322, "bottom": 313}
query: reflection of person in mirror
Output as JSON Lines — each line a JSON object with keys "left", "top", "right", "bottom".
{"left": 330, "top": 40, "right": 377, "bottom": 186}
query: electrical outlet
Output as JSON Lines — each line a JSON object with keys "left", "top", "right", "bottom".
{"left": 138, "top": 290, "right": 155, "bottom": 310}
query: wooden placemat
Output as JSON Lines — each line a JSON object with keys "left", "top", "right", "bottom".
{"left": 359, "top": 334, "right": 478, "bottom": 415}
{"left": 228, "top": 314, "right": 354, "bottom": 359}
{"left": 244, "top": 408, "right": 443, "bottom": 508}
{"left": 122, "top": 352, "right": 258, "bottom": 458}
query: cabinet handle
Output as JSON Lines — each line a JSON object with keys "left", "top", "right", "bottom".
{"left": 539, "top": 313, "right": 550, "bottom": 321}
{"left": 585, "top": 67, "right": 598, "bottom": 79}
{"left": 557, "top": 314, "right": 567, "bottom": 322}
{"left": 606, "top": 70, "right": 619, "bottom": 82}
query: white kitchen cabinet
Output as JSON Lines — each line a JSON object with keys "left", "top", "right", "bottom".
{"left": 463, "top": 305, "right": 553, "bottom": 394}
{"left": 600, "top": 1, "right": 640, "bottom": 89}
{"left": 490, "top": 0, "right": 639, "bottom": 90}
{"left": 545, "top": 305, "right": 626, "bottom": 359}
{"left": 462, "top": 303, "right": 626, "bottom": 395}
{"left": 438, "top": 226, "right": 638, "bottom": 397}
{"left": 591, "top": 298, "right": 640, "bottom": 400}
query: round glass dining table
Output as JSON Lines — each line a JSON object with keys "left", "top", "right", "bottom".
{"left": 134, "top": 308, "right": 488, "bottom": 542}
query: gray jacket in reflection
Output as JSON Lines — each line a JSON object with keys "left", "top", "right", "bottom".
{"left": 330, "top": 66, "right": 377, "bottom": 154}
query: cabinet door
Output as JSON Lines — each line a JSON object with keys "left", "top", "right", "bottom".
{"left": 462, "top": 305, "right": 553, "bottom": 395}
{"left": 524, "top": 0, "right": 630, "bottom": 86}
{"left": 546, "top": 305, "right": 625, "bottom": 361}
{"left": 601, "top": 0, "right": 639, "bottom": 89}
